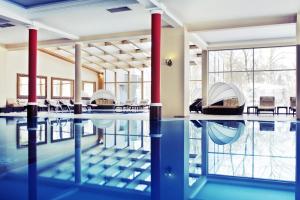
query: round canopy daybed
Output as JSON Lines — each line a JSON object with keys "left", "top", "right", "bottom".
{"left": 90, "top": 90, "right": 116, "bottom": 109}
{"left": 206, "top": 120, "right": 245, "bottom": 145}
{"left": 202, "top": 82, "right": 245, "bottom": 115}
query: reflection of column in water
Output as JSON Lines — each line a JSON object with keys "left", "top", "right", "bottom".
{"left": 201, "top": 121, "right": 208, "bottom": 176}
{"left": 296, "top": 122, "right": 300, "bottom": 200}
{"left": 150, "top": 120, "right": 161, "bottom": 200}
{"left": 74, "top": 119, "right": 82, "bottom": 184}
{"left": 151, "top": 120, "right": 189, "bottom": 200}
{"left": 28, "top": 117, "right": 38, "bottom": 200}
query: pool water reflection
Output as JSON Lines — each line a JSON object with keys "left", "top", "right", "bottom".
{"left": 0, "top": 117, "right": 298, "bottom": 200}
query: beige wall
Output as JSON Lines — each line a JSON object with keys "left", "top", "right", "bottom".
{"left": 0, "top": 46, "right": 7, "bottom": 106}
{"left": 161, "top": 27, "right": 190, "bottom": 117}
{"left": 0, "top": 49, "right": 98, "bottom": 106}
{"left": 201, "top": 50, "right": 208, "bottom": 106}
{"left": 296, "top": 13, "right": 300, "bottom": 119}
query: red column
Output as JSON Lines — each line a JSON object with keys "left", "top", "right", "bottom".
{"left": 28, "top": 28, "right": 38, "bottom": 117}
{"left": 150, "top": 10, "right": 163, "bottom": 120}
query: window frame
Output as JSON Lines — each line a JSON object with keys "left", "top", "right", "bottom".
{"left": 104, "top": 69, "right": 151, "bottom": 103}
{"left": 208, "top": 45, "right": 296, "bottom": 108}
{"left": 82, "top": 81, "right": 96, "bottom": 99}
{"left": 17, "top": 73, "right": 47, "bottom": 99}
{"left": 16, "top": 121, "right": 47, "bottom": 148}
{"left": 51, "top": 77, "right": 74, "bottom": 99}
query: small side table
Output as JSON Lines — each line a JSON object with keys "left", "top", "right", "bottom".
{"left": 247, "top": 106, "right": 257, "bottom": 114}
{"left": 276, "top": 106, "right": 288, "bottom": 115}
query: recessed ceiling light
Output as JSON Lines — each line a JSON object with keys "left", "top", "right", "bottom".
{"left": 0, "top": 18, "right": 9, "bottom": 24}
{"left": 107, "top": 6, "right": 131, "bottom": 13}
{"left": 0, "top": 23, "right": 15, "bottom": 28}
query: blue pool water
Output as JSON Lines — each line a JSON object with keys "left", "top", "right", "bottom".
{"left": 0, "top": 117, "right": 298, "bottom": 200}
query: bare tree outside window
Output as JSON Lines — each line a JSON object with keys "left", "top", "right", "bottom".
{"left": 209, "top": 46, "right": 296, "bottom": 109}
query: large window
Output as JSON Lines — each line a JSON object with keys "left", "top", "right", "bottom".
{"left": 190, "top": 62, "right": 202, "bottom": 102}
{"left": 143, "top": 67, "right": 151, "bottom": 101}
{"left": 189, "top": 46, "right": 202, "bottom": 103}
{"left": 115, "top": 69, "right": 129, "bottom": 103}
{"left": 209, "top": 46, "right": 296, "bottom": 108}
{"left": 51, "top": 77, "right": 74, "bottom": 99}
{"left": 82, "top": 81, "right": 96, "bottom": 99}
{"left": 105, "top": 68, "right": 151, "bottom": 104}
{"left": 129, "top": 68, "right": 142, "bottom": 103}
{"left": 17, "top": 74, "right": 47, "bottom": 99}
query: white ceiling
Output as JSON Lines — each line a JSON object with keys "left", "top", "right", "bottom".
{"left": 0, "top": 0, "right": 299, "bottom": 46}
{"left": 0, "top": 25, "right": 63, "bottom": 44}
{"left": 33, "top": 4, "right": 151, "bottom": 37}
{"left": 160, "top": 0, "right": 300, "bottom": 27}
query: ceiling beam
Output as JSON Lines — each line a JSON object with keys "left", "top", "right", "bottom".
{"left": 32, "top": 21, "right": 79, "bottom": 40}
{"left": 57, "top": 47, "right": 106, "bottom": 70}
{"left": 137, "top": 0, "right": 183, "bottom": 27}
{"left": 81, "top": 48, "right": 116, "bottom": 70}
{"left": 82, "top": 46, "right": 150, "bottom": 62}
{"left": 5, "top": 30, "right": 151, "bottom": 50}
{"left": 82, "top": 55, "right": 149, "bottom": 68}
{"left": 207, "top": 37, "right": 296, "bottom": 51}
{"left": 189, "top": 14, "right": 297, "bottom": 32}
{"left": 189, "top": 33, "right": 208, "bottom": 50}
{"left": 88, "top": 43, "right": 136, "bottom": 68}
{"left": 189, "top": 61, "right": 197, "bottom": 66}
{"left": 127, "top": 40, "right": 150, "bottom": 56}
{"left": 297, "top": 13, "right": 300, "bottom": 44}
{"left": 110, "top": 41, "right": 150, "bottom": 68}
{"left": 80, "top": 45, "right": 128, "bottom": 71}
{"left": 5, "top": 38, "right": 74, "bottom": 50}
{"left": 79, "top": 30, "right": 150, "bottom": 43}
{"left": 39, "top": 48, "right": 102, "bottom": 73}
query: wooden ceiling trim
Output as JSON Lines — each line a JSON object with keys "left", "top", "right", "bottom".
{"left": 39, "top": 48, "right": 102, "bottom": 73}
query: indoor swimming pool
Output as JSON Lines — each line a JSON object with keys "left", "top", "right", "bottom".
{"left": 0, "top": 117, "right": 298, "bottom": 200}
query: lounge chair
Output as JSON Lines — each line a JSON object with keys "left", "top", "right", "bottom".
{"left": 189, "top": 98, "right": 202, "bottom": 113}
{"left": 6, "top": 98, "right": 26, "bottom": 112}
{"left": 289, "top": 97, "right": 296, "bottom": 116}
{"left": 59, "top": 100, "right": 74, "bottom": 112}
{"left": 69, "top": 99, "right": 91, "bottom": 111}
{"left": 115, "top": 100, "right": 134, "bottom": 109}
{"left": 259, "top": 121, "right": 275, "bottom": 131}
{"left": 257, "top": 96, "right": 275, "bottom": 115}
{"left": 138, "top": 99, "right": 150, "bottom": 109}
{"left": 45, "top": 100, "right": 62, "bottom": 111}
{"left": 124, "top": 100, "right": 134, "bottom": 109}
{"left": 37, "top": 100, "right": 48, "bottom": 112}
{"left": 128, "top": 100, "right": 149, "bottom": 110}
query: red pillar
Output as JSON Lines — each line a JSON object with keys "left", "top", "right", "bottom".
{"left": 150, "top": 10, "right": 163, "bottom": 120}
{"left": 28, "top": 28, "right": 38, "bottom": 117}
